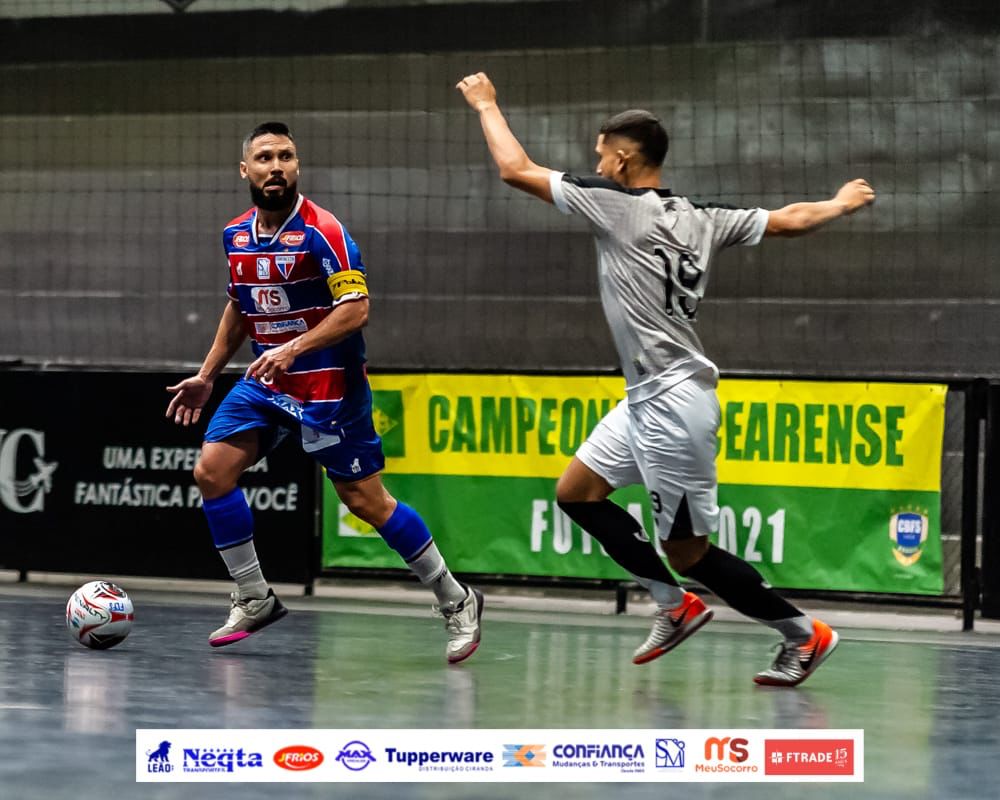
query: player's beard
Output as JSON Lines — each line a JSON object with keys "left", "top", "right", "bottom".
{"left": 250, "top": 179, "right": 298, "bottom": 212}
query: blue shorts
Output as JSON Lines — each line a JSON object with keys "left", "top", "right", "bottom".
{"left": 204, "top": 379, "right": 385, "bottom": 482}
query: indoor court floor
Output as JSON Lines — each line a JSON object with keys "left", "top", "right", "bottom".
{"left": 1, "top": 580, "right": 998, "bottom": 800}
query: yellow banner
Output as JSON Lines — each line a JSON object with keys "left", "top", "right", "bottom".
{"left": 368, "top": 374, "right": 946, "bottom": 490}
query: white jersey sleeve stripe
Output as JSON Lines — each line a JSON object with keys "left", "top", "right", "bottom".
{"left": 550, "top": 171, "right": 571, "bottom": 215}
{"left": 745, "top": 208, "right": 769, "bottom": 246}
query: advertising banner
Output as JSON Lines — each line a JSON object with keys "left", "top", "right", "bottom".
{"left": 322, "top": 375, "right": 946, "bottom": 595}
{"left": 0, "top": 370, "right": 316, "bottom": 583}
{"left": 137, "top": 728, "right": 864, "bottom": 783}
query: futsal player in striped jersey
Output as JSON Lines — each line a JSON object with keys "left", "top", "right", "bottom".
{"left": 166, "top": 122, "right": 483, "bottom": 663}
{"left": 459, "top": 73, "right": 874, "bottom": 686}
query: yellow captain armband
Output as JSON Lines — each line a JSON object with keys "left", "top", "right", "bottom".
{"left": 327, "top": 269, "right": 369, "bottom": 300}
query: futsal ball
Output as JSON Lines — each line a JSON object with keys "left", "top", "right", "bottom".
{"left": 65, "top": 581, "right": 134, "bottom": 650}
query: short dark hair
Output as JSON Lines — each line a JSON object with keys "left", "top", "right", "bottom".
{"left": 599, "top": 110, "right": 668, "bottom": 167}
{"left": 242, "top": 121, "right": 294, "bottom": 158}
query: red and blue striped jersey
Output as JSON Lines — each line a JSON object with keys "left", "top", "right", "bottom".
{"left": 223, "top": 194, "right": 370, "bottom": 428}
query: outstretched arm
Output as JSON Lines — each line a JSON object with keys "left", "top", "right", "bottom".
{"left": 457, "top": 72, "right": 554, "bottom": 203}
{"left": 765, "top": 179, "right": 875, "bottom": 237}
{"left": 165, "top": 298, "right": 246, "bottom": 426}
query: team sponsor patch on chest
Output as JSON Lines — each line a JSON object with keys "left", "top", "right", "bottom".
{"left": 250, "top": 286, "right": 291, "bottom": 313}
{"left": 256, "top": 257, "right": 271, "bottom": 279}
{"left": 254, "top": 318, "right": 308, "bottom": 335}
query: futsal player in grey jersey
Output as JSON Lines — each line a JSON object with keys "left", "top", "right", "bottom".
{"left": 458, "top": 71, "right": 875, "bottom": 687}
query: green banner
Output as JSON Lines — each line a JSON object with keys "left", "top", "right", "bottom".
{"left": 323, "top": 375, "right": 946, "bottom": 595}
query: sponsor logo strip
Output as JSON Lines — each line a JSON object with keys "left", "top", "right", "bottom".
{"left": 137, "top": 729, "right": 863, "bottom": 783}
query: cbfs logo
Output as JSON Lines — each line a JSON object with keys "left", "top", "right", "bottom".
{"left": 503, "top": 744, "right": 546, "bottom": 767}
{"left": 146, "top": 740, "right": 173, "bottom": 774}
{"left": 336, "top": 740, "right": 376, "bottom": 772}
{"left": 0, "top": 428, "right": 58, "bottom": 513}
{"left": 890, "top": 509, "right": 929, "bottom": 566}
{"left": 655, "top": 738, "right": 685, "bottom": 769}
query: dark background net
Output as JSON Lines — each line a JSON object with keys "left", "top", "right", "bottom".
{"left": 1, "top": 0, "right": 997, "bottom": 379}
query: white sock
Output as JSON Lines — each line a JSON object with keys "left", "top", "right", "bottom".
{"left": 630, "top": 573, "right": 685, "bottom": 608}
{"left": 768, "top": 615, "right": 814, "bottom": 642}
{"left": 219, "top": 540, "right": 269, "bottom": 600}
{"left": 407, "top": 542, "right": 468, "bottom": 610}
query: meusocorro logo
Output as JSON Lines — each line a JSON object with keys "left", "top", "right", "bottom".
{"left": 274, "top": 745, "right": 324, "bottom": 772}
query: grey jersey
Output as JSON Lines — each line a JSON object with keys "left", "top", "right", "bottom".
{"left": 550, "top": 172, "right": 768, "bottom": 402}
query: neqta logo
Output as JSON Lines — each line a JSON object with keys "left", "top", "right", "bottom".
{"left": 0, "top": 428, "right": 57, "bottom": 513}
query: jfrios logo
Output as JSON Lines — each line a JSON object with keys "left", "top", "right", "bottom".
{"left": 274, "top": 745, "right": 324, "bottom": 771}
{"left": 232, "top": 231, "right": 251, "bottom": 248}
{"left": 279, "top": 231, "right": 306, "bottom": 246}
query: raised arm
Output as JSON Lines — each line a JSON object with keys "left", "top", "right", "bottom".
{"left": 765, "top": 179, "right": 875, "bottom": 237}
{"left": 456, "top": 72, "right": 554, "bottom": 203}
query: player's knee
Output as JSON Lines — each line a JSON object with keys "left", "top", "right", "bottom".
{"left": 193, "top": 459, "right": 236, "bottom": 499}
{"left": 664, "top": 536, "right": 710, "bottom": 575}
{"left": 340, "top": 487, "right": 395, "bottom": 528}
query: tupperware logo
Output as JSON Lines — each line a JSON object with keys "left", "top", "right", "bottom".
{"left": 274, "top": 745, "right": 324, "bottom": 772}
{"left": 182, "top": 747, "right": 264, "bottom": 773}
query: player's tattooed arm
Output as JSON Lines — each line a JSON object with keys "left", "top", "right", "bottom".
{"left": 166, "top": 299, "right": 246, "bottom": 426}
{"left": 765, "top": 179, "right": 875, "bottom": 237}
{"left": 457, "top": 72, "right": 554, "bottom": 203}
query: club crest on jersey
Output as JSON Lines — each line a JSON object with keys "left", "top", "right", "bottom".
{"left": 232, "top": 231, "right": 251, "bottom": 248}
{"left": 251, "top": 286, "right": 291, "bottom": 313}
{"left": 275, "top": 255, "right": 296, "bottom": 279}
{"left": 256, "top": 257, "right": 271, "bottom": 279}
{"left": 279, "top": 231, "right": 306, "bottom": 247}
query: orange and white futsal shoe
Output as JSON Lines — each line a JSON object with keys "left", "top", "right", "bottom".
{"left": 632, "top": 591, "right": 714, "bottom": 665}
{"left": 753, "top": 618, "right": 840, "bottom": 687}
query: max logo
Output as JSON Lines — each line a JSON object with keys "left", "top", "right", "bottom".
{"left": 232, "top": 231, "right": 251, "bottom": 248}
{"left": 251, "top": 286, "right": 291, "bottom": 313}
{"left": 279, "top": 231, "right": 306, "bottom": 247}
{"left": 705, "top": 737, "right": 749, "bottom": 763}
{"left": 0, "top": 429, "right": 58, "bottom": 514}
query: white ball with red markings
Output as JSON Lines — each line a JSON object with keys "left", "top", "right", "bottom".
{"left": 65, "top": 581, "right": 134, "bottom": 650}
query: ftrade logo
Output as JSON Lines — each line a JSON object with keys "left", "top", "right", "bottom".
{"left": 503, "top": 744, "right": 546, "bottom": 767}
{"left": 274, "top": 745, "right": 324, "bottom": 772}
{"left": 372, "top": 390, "right": 405, "bottom": 457}
{"left": 695, "top": 736, "right": 758, "bottom": 774}
{"left": 336, "top": 740, "right": 376, "bottom": 772}
{"left": 890, "top": 509, "right": 929, "bottom": 566}
{"left": 655, "top": 738, "right": 685, "bottom": 768}
{"left": 146, "top": 740, "right": 173, "bottom": 773}
{"left": 765, "top": 739, "right": 854, "bottom": 776}
{"left": 0, "top": 428, "right": 58, "bottom": 514}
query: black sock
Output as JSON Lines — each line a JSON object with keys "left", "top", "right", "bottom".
{"left": 683, "top": 543, "right": 802, "bottom": 621}
{"left": 558, "top": 500, "right": 679, "bottom": 586}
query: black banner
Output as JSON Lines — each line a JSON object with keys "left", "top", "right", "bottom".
{"left": 0, "top": 369, "right": 316, "bottom": 583}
